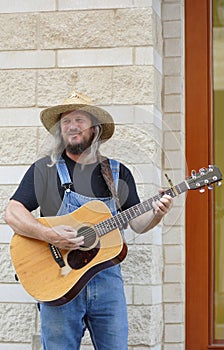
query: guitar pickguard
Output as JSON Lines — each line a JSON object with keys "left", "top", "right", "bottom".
{"left": 67, "top": 243, "right": 100, "bottom": 270}
{"left": 66, "top": 224, "right": 100, "bottom": 270}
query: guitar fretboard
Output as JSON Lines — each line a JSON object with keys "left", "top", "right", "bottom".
{"left": 95, "top": 180, "right": 189, "bottom": 236}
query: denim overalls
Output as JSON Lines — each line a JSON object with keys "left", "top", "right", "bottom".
{"left": 39, "top": 158, "right": 128, "bottom": 350}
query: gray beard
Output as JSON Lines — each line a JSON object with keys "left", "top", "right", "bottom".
{"left": 66, "top": 143, "right": 88, "bottom": 155}
{"left": 66, "top": 134, "right": 94, "bottom": 155}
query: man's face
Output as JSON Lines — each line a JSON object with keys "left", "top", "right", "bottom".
{"left": 60, "top": 110, "right": 95, "bottom": 154}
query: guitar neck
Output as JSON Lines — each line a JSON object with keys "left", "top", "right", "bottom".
{"left": 95, "top": 180, "right": 189, "bottom": 236}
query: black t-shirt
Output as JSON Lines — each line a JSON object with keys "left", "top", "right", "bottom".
{"left": 11, "top": 153, "right": 140, "bottom": 217}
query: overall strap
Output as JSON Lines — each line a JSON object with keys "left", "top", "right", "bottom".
{"left": 49, "top": 157, "right": 71, "bottom": 269}
{"left": 56, "top": 155, "right": 121, "bottom": 211}
{"left": 109, "top": 159, "right": 120, "bottom": 192}
{"left": 56, "top": 157, "right": 73, "bottom": 189}
{"left": 99, "top": 155, "right": 122, "bottom": 213}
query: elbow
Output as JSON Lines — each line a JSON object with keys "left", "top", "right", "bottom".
{"left": 4, "top": 200, "right": 19, "bottom": 226}
{"left": 129, "top": 221, "right": 146, "bottom": 234}
{"left": 4, "top": 203, "right": 12, "bottom": 225}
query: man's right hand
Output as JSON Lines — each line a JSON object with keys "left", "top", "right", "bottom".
{"left": 49, "top": 225, "right": 84, "bottom": 250}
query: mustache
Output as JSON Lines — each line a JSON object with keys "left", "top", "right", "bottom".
{"left": 67, "top": 130, "right": 82, "bottom": 135}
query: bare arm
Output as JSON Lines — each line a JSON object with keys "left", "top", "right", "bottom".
{"left": 129, "top": 194, "right": 172, "bottom": 233}
{"left": 4, "top": 199, "right": 84, "bottom": 250}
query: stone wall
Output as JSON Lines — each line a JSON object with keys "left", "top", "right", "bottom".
{"left": 162, "top": 1, "right": 185, "bottom": 349}
{"left": 0, "top": 0, "right": 185, "bottom": 349}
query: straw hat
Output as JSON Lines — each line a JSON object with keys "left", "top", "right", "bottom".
{"left": 40, "top": 91, "right": 115, "bottom": 142}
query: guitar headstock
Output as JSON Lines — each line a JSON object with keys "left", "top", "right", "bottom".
{"left": 186, "top": 165, "right": 222, "bottom": 191}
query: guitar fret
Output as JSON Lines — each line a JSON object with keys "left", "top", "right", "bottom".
{"left": 120, "top": 210, "right": 130, "bottom": 223}
{"left": 142, "top": 201, "right": 152, "bottom": 212}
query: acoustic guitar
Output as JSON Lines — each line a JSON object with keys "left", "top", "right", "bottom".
{"left": 10, "top": 165, "right": 222, "bottom": 306}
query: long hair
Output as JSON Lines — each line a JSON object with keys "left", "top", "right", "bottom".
{"left": 47, "top": 121, "right": 102, "bottom": 167}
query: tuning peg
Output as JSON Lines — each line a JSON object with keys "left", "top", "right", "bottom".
{"left": 191, "top": 170, "right": 197, "bottom": 179}
{"left": 217, "top": 181, "right": 222, "bottom": 187}
{"left": 208, "top": 185, "right": 213, "bottom": 190}
{"left": 199, "top": 188, "right": 205, "bottom": 193}
{"left": 199, "top": 167, "right": 206, "bottom": 175}
{"left": 208, "top": 165, "right": 214, "bottom": 171}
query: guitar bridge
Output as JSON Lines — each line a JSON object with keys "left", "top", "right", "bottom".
{"left": 49, "top": 244, "right": 66, "bottom": 268}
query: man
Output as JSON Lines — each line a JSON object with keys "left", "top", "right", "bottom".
{"left": 5, "top": 91, "right": 172, "bottom": 350}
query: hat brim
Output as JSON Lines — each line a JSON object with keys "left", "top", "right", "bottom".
{"left": 40, "top": 104, "right": 115, "bottom": 142}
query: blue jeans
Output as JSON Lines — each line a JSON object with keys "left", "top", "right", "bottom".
{"left": 39, "top": 265, "right": 128, "bottom": 349}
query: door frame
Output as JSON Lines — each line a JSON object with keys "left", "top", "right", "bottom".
{"left": 185, "top": 0, "right": 217, "bottom": 348}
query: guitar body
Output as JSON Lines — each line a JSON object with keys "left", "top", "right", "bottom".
{"left": 10, "top": 200, "right": 127, "bottom": 306}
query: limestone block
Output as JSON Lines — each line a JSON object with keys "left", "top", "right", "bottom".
{"left": 124, "top": 285, "right": 133, "bottom": 304}
{"left": 153, "top": 11, "right": 162, "bottom": 55}
{"left": 164, "top": 345, "right": 184, "bottom": 350}
{"left": 153, "top": 68, "right": 162, "bottom": 110}
{"left": 163, "top": 283, "right": 184, "bottom": 303}
{"left": 0, "top": 14, "right": 37, "bottom": 50}
{"left": 37, "top": 68, "right": 113, "bottom": 107}
{"left": 134, "top": 0, "right": 153, "bottom": 6}
{"left": 133, "top": 285, "right": 162, "bottom": 305}
{"left": 164, "top": 303, "right": 184, "bottom": 323}
{"left": 164, "top": 131, "right": 181, "bottom": 150}
{"left": 39, "top": 9, "right": 152, "bottom": 49}
{"left": 164, "top": 265, "right": 184, "bottom": 283}
{"left": 164, "top": 150, "right": 183, "bottom": 169}
{"left": 58, "top": 47, "right": 133, "bottom": 67}
{"left": 36, "top": 127, "right": 53, "bottom": 158}
{"left": 164, "top": 76, "right": 182, "bottom": 94}
{"left": 0, "top": 127, "right": 38, "bottom": 164}
{"left": 59, "top": 0, "right": 134, "bottom": 10}
{"left": 136, "top": 184, "right": 160, "bottom": 203}
{"left": 0, "top": 51, "right": 55, "bottom": 69}
{"left": 132, "top": 163, "right": 161, "bottom": 185}
{"left": 0, "top": 108, "right": 42, "bottom": 127}
{"left": 0, "top": 185, "right": 16, "bottom": 224}
{"left": 134, "top": 225, "right": 162, "bottom": 246}
{"left": 164, "top": 38, "right": 181, "bottom": 57}
{"left": 128, "top": 304, "right": 163, "bottom": 345}
{"left": 122, "top": 245, "right": 163, "bottom": 284}
{"left": 0, "top": 71, "right": 36, "bottom": 107}
{"left": 163, "top": 226, "right": 183, "bottom": 245}
{"left": 163, "top": 206, "right": 185, "bottom": 227}
{"left": 81, "top": 329, "right": 92, "bottom": 345}
{"left": 37, "top": 66, "right": 160, "bottom": 108}
{"left": 114, "top": 9, "right": 153, "bottom": 46}
{"left": 135, "top": 47, "right": 154, "bottom": 65}
{"left": 0, "top": 0, "right": 55, "bottom": 13}
{"left": 101, "top": 124, "right": 160, "bottom": 164}
{"left": 162, "top": 4, "right": 181, "bottom": 21}
{"left": 0, "top": 303, "right": 37, "bottom": 342}
{"left": 39, "top": 11, "right": 115, "bottom": 49}
{"left": 164, "top": 324, "right": 184, "bottom": 343}
{"left": 163, "top": 20, "right": 181, "bottom": 39}
{"left": 164, "top": 245, "right": 183, "bottom": 264}
{"left": 32, "top": 334, "right": 42, "bottom": 350}
{"left": 0, "top": 244, "right": 15, "bottom": 282}
{"left": 164, "top": 57, "right": 181, "bottom": 75}
{"left": 163, "top": 114, "right": 182, "bottom": 131}
{"left": 113, "top": 67, "right": 155, "bottom": 105}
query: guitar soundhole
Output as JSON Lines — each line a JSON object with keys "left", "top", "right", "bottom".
{"left": 67, "top": 225, "right": 100, "bottom": 270}
{"left": 77, "top": 225, "right": 97, "bottom": 249}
